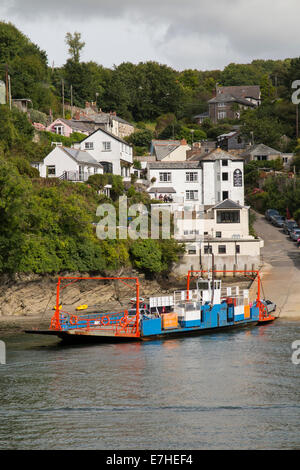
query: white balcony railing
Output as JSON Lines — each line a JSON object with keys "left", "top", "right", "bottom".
{"left": 59, "top": 171, "right": 91, "bottom": 182}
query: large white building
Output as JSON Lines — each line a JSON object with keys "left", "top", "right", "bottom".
{"left": 147, "top": 148, "right": 244, "bottom": 206}
{"left": 147, "top": 148, "right": 262, "bottom": 274}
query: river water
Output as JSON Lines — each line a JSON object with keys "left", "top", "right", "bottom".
{"left": 0, "top": 319, "right": 300, "bottom": 450}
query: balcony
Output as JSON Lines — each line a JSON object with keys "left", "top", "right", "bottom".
{"left": 59, "top": 171, "right": 91, "bottom": 182}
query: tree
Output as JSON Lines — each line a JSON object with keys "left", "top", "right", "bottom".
{"left": 130, "top": 239, "right": 164, "bottom": 276}
{"left": 240, "top": 109, "right": 284, "bottom": 149}
{"left": 65, "top": 32, "right": 85, "bottom": 63}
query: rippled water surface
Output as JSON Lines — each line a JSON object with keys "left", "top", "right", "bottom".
{"left": 1, "top": 320, "right": 300, "bottom": 449}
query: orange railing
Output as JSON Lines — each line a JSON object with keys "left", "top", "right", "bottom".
{"left": 50, "top": 276, "right": 140, "bottom": 337}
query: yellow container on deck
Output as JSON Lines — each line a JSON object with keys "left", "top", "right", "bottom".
{"left": 162, "top": 313, "right": 178, "bottom": 329}
{"left": 244, "top": 305, "right": 250, "bottom": 319}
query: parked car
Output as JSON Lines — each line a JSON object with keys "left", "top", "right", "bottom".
{"left": 287, "top": 222, "right": 299, "bottom": 236}
{"left": 290, "top": 228, "right": 300, "bottom": 241}
{"left": 261, "top": 299, "right": 276, "bottom": 314}
{"left": 271, "top": 215, "right": 285, "bottom": 227}
{"left": 265, "top": 209, "right": 280, "bottom": 221}
{"left": 283, "top": 220, "right": 298, "bottom": 234}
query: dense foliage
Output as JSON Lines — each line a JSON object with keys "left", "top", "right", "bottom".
{"left": 3, "top": 22, "right": 300, "bottom": 275}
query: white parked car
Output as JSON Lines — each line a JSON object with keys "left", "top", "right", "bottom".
{"left": 290, "top": 228, "right": 300, "bottom": 241}
{"left": 261, "top": 299, "right": 276, "bottom": 314}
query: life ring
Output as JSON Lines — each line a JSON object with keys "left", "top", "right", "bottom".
{"left": 69, "top": 315, "right": 78, "bottom": 326}
{"left": 101, "top": 316, "right": 110, "bottom": 326}
{"left": 119, "top": 316, "right": 128, "bottom": 328}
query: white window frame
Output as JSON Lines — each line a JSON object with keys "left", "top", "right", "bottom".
{"left": 218, "top": 111, "right": 227, "bottom": 119}
{"left": 102, "top": 141, "right": 112, "bottom": 152}
{"left": 186, "top": 172, "right": 198, "bottom": 182}
{"left": 159, "top": 172, "right": 172, "bottom": 183}
{"left": 186, "top": 190, "right": 199, "bottom": 201}
{"left": 85, "top": 142, "right": 94, "bottom": 150}
{"left": 55, "top": 125, "right": 64, "bottom": 135}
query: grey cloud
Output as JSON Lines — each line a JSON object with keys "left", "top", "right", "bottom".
{"left": 2, "top": 0, "right": 300, "bottom": 69}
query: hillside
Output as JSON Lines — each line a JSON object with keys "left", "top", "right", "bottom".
{"left": 1, "top": 21, "right": 300, "bottom": 280}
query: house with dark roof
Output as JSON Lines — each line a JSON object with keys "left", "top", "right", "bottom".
{"left": 37, "top": 146, "right": 103, "bottom": 182}
{"left": 147, "top": 148, "right": 244, "bottom": 206}
{"left": 74, "top": 127, "right": 133, "bottom": 178}
{"left": 216, "top": 85, "right": 261, "bottom": 105}
{"left": 46, "top": 118, "right": 96, "bottom": 137}
{"left": 240, "top": 143, "right": 283, "bottom": 163}
{"left": 46, "top": 111, "right": 134, "bottom": 140}
{"left": 208, "top": 94, "right": 256, "bottom": 123}
{"left": 207, "top": 85, "right": 261, "bottom": 123}
{"left": 77, "top": 112, "right": 135, "bottom": 139}
{"left": 217, "top": 130, "right": 249, "bottom": 152}
{"left": 146, "top": 147, "right": 263, "bottom": 274}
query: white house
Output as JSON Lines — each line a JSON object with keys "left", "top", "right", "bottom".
{"left": 37, "top": 146, "right": 103, "bottom": 182}
{"left": 146, "top": 148, "right": 262, "bottom": 273}
{"left": 173, "top": 199, "right": 263, "bottom": 274}
{"left": 147, "top": 148, "right": 244, "bottom": 206}
{"left": 74, "top": 128, "right": 133, "bottom": 178}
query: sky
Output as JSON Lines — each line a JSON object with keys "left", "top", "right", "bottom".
{"left": 1, "top": 0, "right": 300, "bottom": 71}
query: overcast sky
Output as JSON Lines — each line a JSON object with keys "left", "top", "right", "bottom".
{"left": 1, "top": 0, "right": 300, "bottom": 70}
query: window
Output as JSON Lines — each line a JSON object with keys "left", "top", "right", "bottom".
{"left": 46, "top": 165, "right": 56, "bottom": 176}
{"left": 216, "top": 232, "right": 222, "bottom": 238}
{"left": 218, "top": 103, "right": 226, "bottom": 108}
{"left": 204, "top": 245, "right": 212, "bottom": 254}
{"left": 222, "top": 160, "right": 228, "bottom": 166}
{"left": 186, "top": 190, "right": 199, "bottom": 201}
{"left": 222, "top": 191, "right": 229, "bottom": 200}
{"left": 102, "top": 142, "right": 111, "bottom": 151}
{"left": 222, "top": 172, "right": 229, "bottom": 181}
{"left": 159, "top": 172, "right": 171, "bottom": 182}
{"left": 187, "top": 246, "right": 197, "bottom": 255}
{"left": 218, "top": 111, "right": 227, "bottom": 119}
{"left": 85, "top": 142, "right": 94, "bottom": 150}
{"left": 218, "top": 245, "right": 226, "bottom": 254}
{"left": 100, "top": 162, "right": 113, "bottom": 174}
{"left": 256, "top": 155, "right": 267, "bottom": 161}
{"left": 55, "top": 125, "right": 64, "bottom": 135}
{"left": 217, "top": 210, "right": 240, "bottom": 224}
{"left": 186, "top": 172, "right": 198, "bottom": 182}
{"left": 235, "top": 245, "right": 240, "bottom": 254}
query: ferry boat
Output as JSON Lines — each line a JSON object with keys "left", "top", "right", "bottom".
{"left": 26, "top": 270, "right": 276, "bottom": 342}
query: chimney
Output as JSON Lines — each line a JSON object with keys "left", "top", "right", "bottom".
{"left": 74, "top": 111, "right": 80, "bottom": 120}
{"left": 181, "top": 139, "right": 187, "bottom": 146}
{"left": 85, "top": 101, "right": 90, "bottom": 109}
